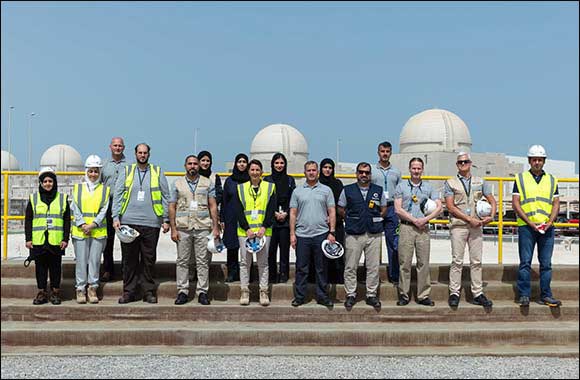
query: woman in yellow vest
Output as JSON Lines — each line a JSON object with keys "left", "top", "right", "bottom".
{"left": 70, "top": 155, "right": 110, "bottom": 304}
{"left": 24, "top": 167, "right": 71, "bottom": 305}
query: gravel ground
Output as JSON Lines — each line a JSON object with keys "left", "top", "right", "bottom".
{"left": 1, "top": 355, "right": 578, "bottom": 379}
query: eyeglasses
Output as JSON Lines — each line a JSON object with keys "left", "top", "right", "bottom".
{"left": 456, "top": 160, "right": 472, "bottom": 165}
{"left": 357, "top": 170, "right": 371, "bottom": 175}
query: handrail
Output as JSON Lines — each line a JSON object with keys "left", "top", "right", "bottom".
{"left": 2, "top": 170, "right": 578, "bottom": 262}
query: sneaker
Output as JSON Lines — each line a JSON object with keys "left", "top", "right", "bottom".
{"left": 76, "top": 289, "right": 87, "bottom": 304}
{"left": 174, "top": 292, "right": 188, "bottom": 305}
{"left": 240, "top": 288, "right": 250, "bottom": 306}
{"left": 87, "top": 287, "right": 99, "bottom": 304}
{"left": 473, "top": 294, "right": 493, "bottom": 308}
{"left": 259, "top": 289, "right": 270, "bottom": 306}
{"left": 33, "top": 290, "right": 48, "bottom": 305}
{"left": 417, "top": 297, "right": 435, "bottom": 307}
{"left": 317, "top": 298, "right": 334, "bottom": 307}
{"left": 49, "top": 289, "right": 62, "bottom": 305}
{"left": 365, "top": 296, "right": 381, "bottom": 308}
{"left": 198, "top": 292, "right": 210, "bottom": 305}
{"left": 517, "top": 295, "right": 530, "bottom": 306}
{"left": 344, "top": 295, "right": 356, "bottom": 309}
{"left": 291, "top": 298, "right": 304, "bottom": 307}
{"left": 542, "top": 296, "right": 562, "bottom": 307}
{"left": 448, "top": 294, "right": 460, "bottom": 307}
{"left": 397, "top": 294, "right": 410, "bottom": 306}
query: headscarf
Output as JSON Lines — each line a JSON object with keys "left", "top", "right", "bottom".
{"left": 230, "top": 153, "right": 250, "bottom": 183}
{"left": 38, "top": 171, "right": 58, "bottom": 205}
{"left": 197, "top": 150, "right": 213, "bottom": 178}
{"left": 270, "top": 153, "right": 291, "bottom": 205}
{"left": 83, "top": 167, "right": 101, "bottom": 193}
{"left": 319, "top": 158, "right": 343, "bottom": 202}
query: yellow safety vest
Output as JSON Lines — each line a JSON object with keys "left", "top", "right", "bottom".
{"left": 71, "top": 183, "right": 110, "bottom": 239}
{"left": 515, "top": 171, "right": 558, "bottom": 226}
{"left": 30, "top": 192, "right": 67, "bottom": 246}
{"left": 120, "top": 163, "right": 164, "bottom": 217}
{"left": 237, "top": 181, "right": 275, "bottom": 237}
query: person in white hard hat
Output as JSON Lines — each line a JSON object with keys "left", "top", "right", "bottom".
{"left": 512, "top": 145, "right": 562, "bottom": 307}
{"left": 394, "top": 157, "right": 441, "bottom": 307}
{"left": 70, "top": 155, "right": 110, "bottom": 304}
{"left": 444, "top": 152, "right": 497, "bottom": 309}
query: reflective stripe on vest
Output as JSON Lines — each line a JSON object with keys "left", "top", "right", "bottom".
{"left": 237, "top": 181, "right": 275, "bottom": 237}
{"left": 515, "top": 171, "right": 557, "bottom": 226}
{"left": 30, "top": 192, "right": 66, "bottom": 246}
{"left": 120, "top": 163, "right": 164, "bottom": 217}
{"left": 71, "top": 183, "right": 110, "bottom": 239}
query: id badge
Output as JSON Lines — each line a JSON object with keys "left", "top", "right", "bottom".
{"left": 190, "top": 200, "right": 198, "bottom": 210}
{"left": 368, "top": 201, "right": 375, "bottom": 208}
{"left": 251, "top": 210, "right": 259, "bottom": 220}
{"left": 46, "top": 218, "right": 53, "bottom": 228}
{"left": 465, "top": 208, "right": 471, "bottom": 216}
{"left": 384, "top": 191, "right": 389, "bottom": 200}
{"left": 137, "top": 191, "right": 145, "bottom": 201}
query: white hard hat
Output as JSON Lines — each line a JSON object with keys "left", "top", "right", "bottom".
{"left": 527, "top": 145, "right": 547, "bottom": 158}
{"left": 476, "top": 200, "right": 493, "bottom": 219}
{"left": 116, "top": 225, "right": 140, "bottom": 244}
{"left": 321, "top": 240, "right": 344, "bottom": 260}
{"left": 84, "top": 154, "right": 103, "bottom": 168}
{"left": 245, "top": 236, "right": 266, "bottom": 254}
{"left": 38, "top": 166, "right": 55, "bottom": 177}
{"left": 207, "top": 234, "right": 226, "bottom": 254}
{"left": 420, "top": 198, "right": 438, "bottom": 215}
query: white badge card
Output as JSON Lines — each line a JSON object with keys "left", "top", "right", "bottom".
{"left": 251, "top": 210, "right": 259, "bottom": 220}
{"left": 190, "top": 200, "right": 198, "bottom": 210}
{"left": 137, "top": 191, "right": 145, "bottom": 202}
{"left": 384, "top": 191, "right": 389, "bottom": 200}
{"left": 46, "top": 218, "right": 53, "bottom": 228}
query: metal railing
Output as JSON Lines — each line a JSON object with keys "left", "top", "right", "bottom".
{"left": 2, "top": 170, "right": 578, "bottom": 263}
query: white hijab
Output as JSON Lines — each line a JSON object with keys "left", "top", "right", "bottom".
{"left": 84, "top": 167, "right": 101, "bottom": 192}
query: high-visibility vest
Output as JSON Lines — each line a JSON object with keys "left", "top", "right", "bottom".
{"left": 120, "top": 163, "right": 164, "bottom": 217}
{"left": 71, "top": 183, "right": 110, "bottom": 239}
{"left": 236, "top": 181, "right": 275, "bottom": 237}
{"left": 515, "top": 171, "right": 558, "bottom": 226}
{"left": 30, "top": 192, "right": 67, "bottom": 246}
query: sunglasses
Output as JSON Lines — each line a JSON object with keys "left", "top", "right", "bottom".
{"left": 456, "top": 160, "right": 472, "bottom": 165}
{"left": 357, "top": 170, "right": 371, "bottom": 175}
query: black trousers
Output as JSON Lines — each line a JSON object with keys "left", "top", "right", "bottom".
{"left": 35, "top": 252, "right": 62, "bottom": 290}
{"left": 227, "top": 248, "right": 240, "bottom": 276}
{"left": 268, "top": 227, "right": 290, "bottom": 281}
{"left": 294, "top": 233, "right": 329, "bottom": 301}
{"left": 326, "top": 223, "right": 345, "bottom": 284}
{"left": 121, "top": 224, "right": 160, "bottom": 297}
{"left": 102, "top": 201, "right": 116, "bottom": 276}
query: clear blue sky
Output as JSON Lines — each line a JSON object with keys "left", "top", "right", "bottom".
{"left": 2, "top": 1, "right": 578, "bottom": 172}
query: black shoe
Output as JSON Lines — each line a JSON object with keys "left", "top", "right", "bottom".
{"left": 417, "top": 297, "right": 435, "bottom": 306}
{"left": 291, "top": 298, "right": 305, "bottom": 307}
{"left": 100, "top": 272, "right": 112, "bottom": 282}
{"left": 517, "top": 296, "right": 530, "bottom": 307}
{"left": 473, "top": 294, "right": 493, "bottom": 307}
{"left": 118, "top": 294, "right": 137, "bottom": 304}
{"left": 541, "top": 296, "right": 562, "bottom": 307}
{"left": 225, "top": 274, "right": 235, "bottom": 283}
{"left": 143, "top": 293, "right": 158, "bottom": 304}
{"left": 174, "top": 292, "right": 188, "bottom": 305}
{"left": 33, "top": 290, "right": 48, "bottom": 305}
{"left": 198, "top": 292, "right": 210, "bottom": 305}
{"left": 365, "top": 296, "right": 381, "bottom": 308}
{"left": 344, "top": 296, "right": 356, "bottom": 309}
{"left": 317, "top": 298, "right": 334, "bottom": 307}
{"left": 448, "top": 294, "right": 460, "bottom": 307}
{"left": 396, "top": 294, "right": 410, "bottom": 306}
{"left": 278, "top": 274, "right": 289, "bottom": 283}
{"left": 49, "top": 290, "right": 61, "bottom": 305}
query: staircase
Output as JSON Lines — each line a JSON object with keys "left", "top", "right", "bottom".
{"left": 2, "top": 262, "right": 578, "bottom": 356}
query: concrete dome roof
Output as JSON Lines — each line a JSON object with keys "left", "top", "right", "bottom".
{"left": 251, "top": 123, "right": 308, "bottom": 157}
{"left": 400, "top": 108, "right": 472, "bottom": 153}
{"left": 39, "top": 144, "right": 83, "bottom": 171}
{"left": 1, "top": 150, "right": 20, "bottom": 171}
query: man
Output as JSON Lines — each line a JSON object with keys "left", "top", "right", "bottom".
{"left": 512, "top": 145, "right": 561, "bottom": 308}
{"left": 371, "top": 141, "right": 402, "bottom": 285}
{"left": 289, "top": 161, "right": 336, "bottom": 308}
{"left": 100, "top": 137, "right": 127, "bottom": 282}
{"left": 169, "top": 155, "right": 220, "bottom": 306}
{"left": 444, "top": 152, "right": 496, "bottom": 308}
{"left": 112, "top": 143, "right": 170, "bottom": 304}
{"left": 338, "top": 162, "right": 387, "bottom": 309}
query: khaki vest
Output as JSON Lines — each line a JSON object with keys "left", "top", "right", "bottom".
{"left": 174, "top": 176, "right": 212, "bottom": 230}
{"left": 446, "top": 175, "right": 484, "bottom": 227}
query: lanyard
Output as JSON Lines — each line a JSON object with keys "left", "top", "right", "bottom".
{"left": 458, "top": 174, "right": 471, "bottom": 197}
{"left": 187, "top": 178, "right": 199, "bottom": 195}
{"left": 251, "top": 184, "right": 260, "bottom": 204}
{"left": 407, "top": 179, "right": 422, "bottom": 212}
{"left": 137, "top": 168, "right": 148, "bottom": 190}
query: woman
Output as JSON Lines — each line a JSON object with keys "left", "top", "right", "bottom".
{"left": 394, "top": 157, "right": 442, "bottom": 307}
{"left": 264, "top": 153, "right": 296, "bottom": 283}
{"left": 24, "top": 167, "right": 70, "bottom": 305}
{"left": 319, "top": 158, "right": 345, "bottom": 284}
{"left": 70, "top": 155, "right": 110, "bottom": 304}
{"left": 236, "top": 159, "right": 277, "bottom": 306}
{"left": 197, "top": 150, "right": 223, "bottom": 207}
{"left": 221, "top": 153, "right": 250, "bottom": 282}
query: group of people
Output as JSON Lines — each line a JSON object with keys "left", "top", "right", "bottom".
{"left": 24, "top": 138, "right": 562, "bottom": 309}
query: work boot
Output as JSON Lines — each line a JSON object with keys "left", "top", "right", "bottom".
{"left": 259, "top": 289, "right": 270, "bottom": 306}
{"left": 76, "top": 289, "right": 87, "bottom": 304}
{"left": 240, "top": 287, "right": 250, "bottom": 306}
{"left": 87, "top": 287, "right": 99, "bottom": 304}
{"left": 49, "top": 289, "right": 62, "bottom": 305}
{"left": 33, "top": 290, "right": 49, "bottom": 305}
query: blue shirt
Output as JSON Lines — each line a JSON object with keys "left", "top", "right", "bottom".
{"left": 370, "top": 162, "right": 402, "bottom": 201}
{"left": 395, "top": 180, "right": 439, "bottom": 219}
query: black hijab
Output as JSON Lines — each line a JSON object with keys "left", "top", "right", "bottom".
{"left": 230, "top": 153, "right": 250, "bottom": 183}
{"left": 319, "top": 158, "right": 343, "bottom": 202}
{"left": 38, "top": 171, "right": 58, "bottom": 205}
{"left": 197, "top": 150, "right": 213, "bottom": 178}
{"left": 270, "top": 153, "right": 291, "bottom": 204}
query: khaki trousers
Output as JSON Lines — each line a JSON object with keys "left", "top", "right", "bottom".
{"left": 449, "top": 226, "right": 483, "bottom": 297}
{"left": 176, "top": 229, "right": 211, "bottom": 296}
{"left": 238, "top": 236, "right": 270, "bottom": 291}
{"left": 398, "top": 224, "right": 431, "bottom": 300}
{"left": 343, "top": 232, "right": 382, "bottom": 298}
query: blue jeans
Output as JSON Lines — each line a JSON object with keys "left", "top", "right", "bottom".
{"left": 294, "top": 233, "right": 329, "bottom": 301}
{"left": 384, "top": 205, "right": 400, "bottom": 283}
{"left": 517, "top": 225, "right": 554, "bottom": 298}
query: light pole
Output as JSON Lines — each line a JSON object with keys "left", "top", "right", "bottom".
{"left": 194, "top": 128, "right": 199, "bottom": 154}
{"left": 7, "top": 106, "right": 14, "bottom": 171}
{"left": 28, "top": 113, "right": 36, "bottom": 171}
{"left": 336, "top": 138, "right": 341, "bottom": 172}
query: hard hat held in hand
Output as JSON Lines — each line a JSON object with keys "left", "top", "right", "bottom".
{"left": 476, "top": 200, "right": 493, "bottom": 219}
{"left": 321, "top": 240, "right": 344, "bottom": 260}
{"left": 245, "top": 236, "right": 266, "bottom": 254}
{"left": 420, "top": 198, "right": 437, "bottom": 216}
{"left": 116, "top": 225, "right": 140, "bottom": 243}
{"left": 84, "top": 154, "right": 103, "bottom": 168}
{"left": 207, "top": 234, "right": 226, "bottom": 254}
{"left": 527, "top": 145, "right": 547, "bottom": 158}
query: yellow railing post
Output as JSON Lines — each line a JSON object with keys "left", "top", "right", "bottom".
{"left": 498, "top": 179, "right": 503, "bottom": 264}
{"left": 3, "top": 173, "right": 9, "bottom": 261}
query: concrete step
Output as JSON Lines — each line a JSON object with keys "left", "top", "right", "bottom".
{"left": 2, "top": 320, "right": 578, "bottom": 347}
{"left": 2, "top": 261, "right": 578, "bottom": 282}
{"left": 2, "top": 277, "right": 578, "bottom": 302}
{"left": 2, "top": 298, "right": 577, "bottom": 323}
